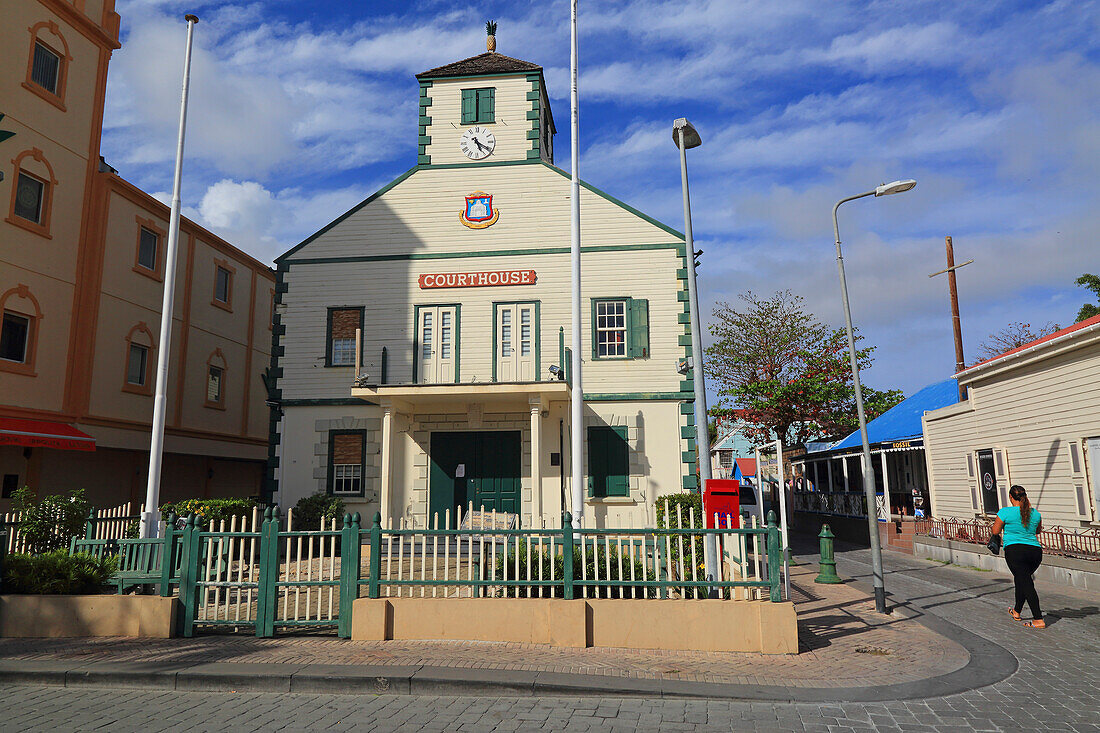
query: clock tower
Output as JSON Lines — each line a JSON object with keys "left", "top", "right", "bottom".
{"left": 415, "top": 43, "right": 556, "bottom": 166}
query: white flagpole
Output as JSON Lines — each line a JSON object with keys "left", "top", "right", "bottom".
{"left": 569, "top": 0, "right": 584, "bottom": 526}
{"left": 141, "top": 14, "right": 199, "bottom": 539}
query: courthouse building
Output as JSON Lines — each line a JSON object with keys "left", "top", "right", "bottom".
{"left": 0, "top": 0, "right": 274, "bottom": 508}
{"left": 271, "top": 46, "right": 696, "bottom": 527}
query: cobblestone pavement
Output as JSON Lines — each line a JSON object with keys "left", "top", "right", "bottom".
{"left": 0, "top": 545, "right": 1096, "bottom": 732}
{"left": 0, "top": 561, "right": 965, "bottom": 688}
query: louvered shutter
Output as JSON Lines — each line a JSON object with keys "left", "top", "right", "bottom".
{"left": 461, "top": 89, "right": 475, "bottom": 123}
{"left": 606, "top": 427, "right": 630, "bottom": 497}
{"left": 628, "top": 298, "right": 649, "bottom": 358}
{"left": 993, "top": 447, "right": 1011, "bottom": 508}
{"left": 1067, "top": 440, "right": 1091, "bottom": 519}
{"left": 480, "top": 88, "right": 495, "bottom": 122}
{"left": 966, "top": 451, "right": 981, "bottom": 512}
{"left": 587, "top": 426, "right": 604, "bottom": 497}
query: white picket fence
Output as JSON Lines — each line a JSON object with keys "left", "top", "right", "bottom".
{"left": 2, "top": 501, "right": 139, "bottom": 554}
{"left": 374, "top": 499, "right": 767, "bottom": 601}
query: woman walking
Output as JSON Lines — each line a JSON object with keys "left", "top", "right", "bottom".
{"left": 991, "top": 485, "right": 1044, "bottom": 628}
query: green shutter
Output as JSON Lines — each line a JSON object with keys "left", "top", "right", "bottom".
{"left": 607, "top": 427, "right": 630, "bottom": 497}
{"left": 461, "top": 89, "right": 475, "bottom": 123}
{"left": 480, "top": 88, "right": 495, "bottom": 123}
{"left": 588, "top": 426, "right": 629, "bottom": 497}
{"left": 629, "top": 298, "right": 649, "bottom": 358}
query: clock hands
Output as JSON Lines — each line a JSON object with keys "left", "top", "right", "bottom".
{"left": 473, "top": 137, "right": 489, "bottom": 153}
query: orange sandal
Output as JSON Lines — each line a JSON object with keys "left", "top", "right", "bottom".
{"left": 1009, "top": 609, "right": 1022, "bottom": 621}
{"left": 1024, "top": 620, "right": 1046, "bottom": 629}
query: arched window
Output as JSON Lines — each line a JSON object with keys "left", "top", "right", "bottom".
{"left": 204, "top": 349, "right": 228, "bottom": 410}
{"left": 23, "top": 21, "right": 72, "bottom": 110}
{"left": 122, "top": 322, "right": 156, "bottom": 395}
{"left": 0, "top": 284, "right": 44, "bottom": 377}
{"left": 6, "top": 148, "right": 58, "bottom": 238}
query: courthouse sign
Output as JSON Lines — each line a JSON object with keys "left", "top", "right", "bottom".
{"left": 418, "top": 270, "right": 537, "bottom": 289}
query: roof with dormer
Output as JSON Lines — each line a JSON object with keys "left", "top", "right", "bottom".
{"left": 416, "top": 52, "right": 542, "bottom": 80}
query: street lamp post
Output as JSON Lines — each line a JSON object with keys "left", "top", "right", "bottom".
{"left": 831, "top": 179, "right": 916, "bottom": 614}
{"left": 673, "top": 118, "right": 718, "bottom": 590}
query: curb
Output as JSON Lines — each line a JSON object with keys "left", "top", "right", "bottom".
{"left": 0, "top": 614, "right": 1018, "bottom": 702}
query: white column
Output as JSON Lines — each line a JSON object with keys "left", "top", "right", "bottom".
{"left": 880, "top": 451, "right": 891, "bottom": 516}
{"left": 380, "top": 404, "right": 394, "bottom": 528}
{"left": 530, "top": 399, "right": 543, "bottom": 522}
{"left": 827, "top": 459, "right": 834, "bottom": 492}
{"left": 842, "top": 456, "right": 850, "bottom": 492}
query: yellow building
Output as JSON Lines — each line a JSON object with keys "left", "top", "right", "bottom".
{"left": 0, "top": 0, "right": 274, "bottom": 508}
{"left": 272, "top": 48, "right": 697, "bottom": 528}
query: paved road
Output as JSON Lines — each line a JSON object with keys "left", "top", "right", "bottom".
{"left": 1, "top": 546, "right": 1096, "bottom": 732}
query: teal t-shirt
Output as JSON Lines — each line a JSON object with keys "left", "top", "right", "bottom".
{"left": 997, "top": 506, "right": 1041, "bottom": 548}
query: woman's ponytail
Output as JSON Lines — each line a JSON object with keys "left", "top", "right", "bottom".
{"left": 1009, "top": 484, "right": 1031, "bottom": 527}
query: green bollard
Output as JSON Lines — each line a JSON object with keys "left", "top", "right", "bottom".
{"left": 814, "top": 524, "right": 842, "bottom": 584}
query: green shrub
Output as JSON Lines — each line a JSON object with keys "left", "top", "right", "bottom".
{"left": 2, "top": 550, "right": 118, "bottom": 595}
{"left": 292, "top": 491, "right": 345, "bottom": 530}
{"left": 10, "top": 487, "right": 90, "bottom": 554}
{"left": 656, "top": 491, "right": 706, "bottom": 580}
{"left": 160, "top": 498, "right": 258, "bottom": 528}
{"left": 492, "top": 541, "right": 655, "bottom": 598}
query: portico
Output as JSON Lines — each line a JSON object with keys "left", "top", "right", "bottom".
{"left": 353, "top": 381, "right": 570, "bottom": 527}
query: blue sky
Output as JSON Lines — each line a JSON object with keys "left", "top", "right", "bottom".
{"left": 103, "top": 0, "right": 1100, "bottom": 400}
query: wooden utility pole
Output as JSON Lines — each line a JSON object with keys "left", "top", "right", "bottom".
{"left": 929, "top": 236, "right": 972, "bottom": 401}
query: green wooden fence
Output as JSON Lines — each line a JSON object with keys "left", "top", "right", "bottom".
{"left": 66, "top": 509, "right": 783, "bottom": 639}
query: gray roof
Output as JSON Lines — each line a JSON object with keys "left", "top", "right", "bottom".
{"left": 416, "top": 52, "right": 542, "bottom": 80}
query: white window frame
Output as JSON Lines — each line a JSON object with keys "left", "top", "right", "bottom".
{"left": 594, "top": 299, "right": 627, "bottom": 358}
{"left": 332, "top": 464, "right": 362, "bottom": 495}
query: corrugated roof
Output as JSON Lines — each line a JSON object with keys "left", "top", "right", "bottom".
{"left": 958, "top": 313, "right": 1100, "bottom": 375}
{"left": 829, "top": 378, "right": 959, "bottom": 451}
{"left": 417, "top": 52, "right": 542, "bottom": 79}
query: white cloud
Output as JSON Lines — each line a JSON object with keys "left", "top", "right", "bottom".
{"left": 195, "top": 179, "right": 371, "bottom": 263}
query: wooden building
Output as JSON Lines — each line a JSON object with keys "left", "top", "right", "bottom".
{"left": 923, "top": 315, "right": 1100, "bottom": 527}
{"left": 270, "top": 46, "right": 697, "bottom": 527}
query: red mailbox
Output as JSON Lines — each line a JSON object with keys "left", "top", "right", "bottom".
{"left": 703, "top": 479, "right": 740, "bottom": 529}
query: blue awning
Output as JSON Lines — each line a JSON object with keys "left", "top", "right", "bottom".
{"left": 827, "top": 378, "right": 959, "bottom": 452}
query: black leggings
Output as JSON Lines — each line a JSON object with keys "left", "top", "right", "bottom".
{"left": 1004, "top": 544, "right": 1042, "bottom": 619}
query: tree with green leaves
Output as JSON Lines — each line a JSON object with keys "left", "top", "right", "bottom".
{"left": 704, "top": 290, "right": 903, "bottom": 447}
{"left": 1075, "top": 273, "right": 1100, "bottom": 322}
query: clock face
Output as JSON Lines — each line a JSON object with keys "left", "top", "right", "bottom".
{"left": 460, "top": 126, "right": 496, "bottom": 160}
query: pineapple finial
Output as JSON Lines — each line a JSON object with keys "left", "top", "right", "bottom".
{"left": 486, "top": 20, "right": 497, "bottom": 52}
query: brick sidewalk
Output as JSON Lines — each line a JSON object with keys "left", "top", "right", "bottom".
{"left": 0, "top": 561, "right": 968, "bottom": 689}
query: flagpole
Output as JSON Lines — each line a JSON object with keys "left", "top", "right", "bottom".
{"left": 569, "top": 0, "right": 584, "bottom": 526}
{"left": 141, "top": 14, "right": 198, "bottom": 538}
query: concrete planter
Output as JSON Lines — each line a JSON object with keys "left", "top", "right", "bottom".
{"left": 353, "top": 597, "right": 798, "bottom": 654}
{"left": 0, "top": 594, "right": 178, "bottom": 638}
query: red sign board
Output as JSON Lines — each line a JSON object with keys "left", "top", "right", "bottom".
{"left": 418, "top": 270, "right": 536, "bottom": 289}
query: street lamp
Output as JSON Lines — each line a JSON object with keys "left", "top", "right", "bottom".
{"left": 673, "top": 118, "right": 718, "bottom": 591}
{"left": 831, "top": 179, "right": 916, "bottom": 614}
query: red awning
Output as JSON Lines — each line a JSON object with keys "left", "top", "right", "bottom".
{"left": 0, "top": 418, "right": 96, "bottom": 452}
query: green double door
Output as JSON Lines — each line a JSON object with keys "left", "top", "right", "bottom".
{"left": 429, "top": 431, "right": 521, "bottom": 525}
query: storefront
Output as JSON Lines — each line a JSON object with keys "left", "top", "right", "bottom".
{"left": 792, "top": 378, "right": 959, "bottom": 521}
{"left": 269, "top": 48, "right": 696, "bottom": 528}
